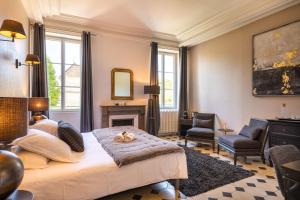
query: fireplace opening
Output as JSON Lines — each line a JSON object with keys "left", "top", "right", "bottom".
{"left": 112, "top": 118, "right": 134, "bottom": 127}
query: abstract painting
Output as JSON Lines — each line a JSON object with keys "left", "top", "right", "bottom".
{"left": 252, "top": 20, "right": 300, "bottom": 96}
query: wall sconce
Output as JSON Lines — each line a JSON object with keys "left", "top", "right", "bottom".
{"left": 0, "top": 19, "right": 26, "bottom": 42}
{"left": 15, "top": 54, "right": 40, "bottom": 68}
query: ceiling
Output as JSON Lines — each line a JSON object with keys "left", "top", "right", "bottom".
{"left": 21, "top": 0, "right": 300, "bottom": 46}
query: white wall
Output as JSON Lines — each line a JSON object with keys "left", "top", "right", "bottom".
{"left": 189, "top": 4, "right": 300, "bottom": 136}
{"left": 50, "top": 33, "right": 150, "bottom": 129}
{"left": 0, "top": 0, "right": 29, "bottom": 97}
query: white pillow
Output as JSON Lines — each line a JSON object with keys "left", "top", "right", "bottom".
{"left": 12, "top": 129, "right": 77, "bottom": 163}
{"left": 29, "top": 119, "right": 58, "bottom": 136}
{"left": 12, "top": 147, "right": 49, "bottom": 169}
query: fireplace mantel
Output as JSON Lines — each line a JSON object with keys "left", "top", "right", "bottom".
{"left": 100, "top": 105, "right": 146, "bottom": 130}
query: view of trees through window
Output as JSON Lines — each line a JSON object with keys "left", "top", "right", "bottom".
{"left": 46, "top": 34, "right": 81, "bottom": 111}
{"left": 158, "top": 51, "right": 178, "bottom": 109}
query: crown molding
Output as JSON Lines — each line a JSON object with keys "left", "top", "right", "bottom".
{"left": 178, "top": 0, "right": 300, "bottom": 47}
{"left": 44, "top": 18, "right": 179, "bottom": 48}
{"left": 21, "top": 0, "right": 300, "bottom": 47}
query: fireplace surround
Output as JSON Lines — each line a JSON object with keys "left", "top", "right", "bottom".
{"left": 100, "top": 105, "right": 146, "bottom": 130}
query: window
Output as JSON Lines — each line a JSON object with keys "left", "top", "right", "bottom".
{"left": 46, "top": 33, "right": 81, "bottom": 111}
{"left": 158, "top": 50, "right": 178, "bottom": 109}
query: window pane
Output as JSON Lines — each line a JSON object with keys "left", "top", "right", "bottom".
{"left": 164, "top": 90, "right": 174, "bottom": 107}
{"left": 158, "top": 72, "right": 162, "bottom": 87}
{"left": 164, "top": 54, "right": 174, "bottom": 72}
{"left": 158, "top": 54, "right": 162, "bottom": 72}
{"left": 65, "top": 87, "right": 80, "bottom": 110}
{"left": 46, "top": 39, "right": 61, "bottom": 63}
{"left": 65, "top": 64, "right": 80, "bottom": 87}
{"left": 164, "top": 73, "right": 174, "bottom": 90}
{"left": 49, "top": 86, "right": 61, "bottom": 110}
{"left": 159, "top": 91, "right": 163, "bottom": 107}
{"left": 65, "top": 42, "right": 80, "bottom": 65}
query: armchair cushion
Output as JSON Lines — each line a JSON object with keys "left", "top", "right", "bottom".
{"left": 193, "top": 118, "right": 213, "bottom": 129}
{"left": 219, "top": 135, "right": 260, "bottom": 149}
{"left": 187, "top": 127, "right": 214, "bottom": 138}
{"left": 239, "top": 125, "right": 262, "bottom": 140}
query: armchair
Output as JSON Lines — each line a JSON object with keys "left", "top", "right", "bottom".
{"left": 185, "top": 113, "right": 215, "bottom": 151}
{"left": 217, "top": 118, "right": 268, "bottom": 165}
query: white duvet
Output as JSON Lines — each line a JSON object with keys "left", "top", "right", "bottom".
{"left": 19, "top": 132, "right": 188, "bottom": 200}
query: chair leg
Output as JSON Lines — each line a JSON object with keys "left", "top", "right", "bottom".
{"left": 212, "top": 141, "right": 215, "bottom": 152}
{"left": 217, "top": 144, "right": 220, "bottom": 154}
{"left": 234, "top": 154, "right": 237, "bottom": 165}
{"left": 185, "top": 138, "right": 187, "bottom": 147}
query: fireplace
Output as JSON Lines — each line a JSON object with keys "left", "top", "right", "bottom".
{"left": 109, "top": 114, "right": 139, "bottom": 128}
{"left": 101, "top": 105, "right": 146, "bottom": 130}
{"left": 112, "top": 119, "right": 134, "bottom": 127}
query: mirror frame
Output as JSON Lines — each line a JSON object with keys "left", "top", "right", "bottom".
{"left": 111, "top": 68, "right": 134, "bottom": 100}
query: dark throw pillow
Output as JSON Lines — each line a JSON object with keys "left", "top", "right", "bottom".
{"left": 239, "top": 125, "right": 262, "bottom": 140}
{"left": 58, "top": 121, "right": 84, "bottom": 152}
{"left": 193, "top": 118, "right": 213, "bottom": 129}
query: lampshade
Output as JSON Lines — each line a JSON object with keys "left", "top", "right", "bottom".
{"left": 25, "top": 54, "right": 40, "bottom": 65}
{"left": 0, "top": 19, "right": 26, "bottom": 40}
{"left": 144, "top": 85, "right": 160, "bottom": 94}
{"left": 0, "top": 97, "right": 28, "bottom": 143}
{"left": 28, "top": 97, "right": 49, "bottom": 112}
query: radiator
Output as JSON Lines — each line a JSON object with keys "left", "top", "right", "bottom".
{"left": 159, "top": 110, "right": 178, "bottom": 136}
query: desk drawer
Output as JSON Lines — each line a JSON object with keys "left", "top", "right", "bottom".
{"left": 268, "top": 124, "right": 300, "bottom": 136}
{"left": 269, "top": 132, "right": 300, "bottom": 148}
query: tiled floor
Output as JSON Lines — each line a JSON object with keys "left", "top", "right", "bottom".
{"left": 100, "top": 136, "right": 282, "bottom": 200}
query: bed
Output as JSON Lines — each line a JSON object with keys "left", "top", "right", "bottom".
{"left": 19, "top": 130, "right": 188, "bottom": 200}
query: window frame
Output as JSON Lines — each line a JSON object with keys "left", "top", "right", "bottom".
{"left": 46, "top": 34, "right": 81, "bottom": 112}
{"left": 158, "top": 50, "right": 178, "bottom": 110}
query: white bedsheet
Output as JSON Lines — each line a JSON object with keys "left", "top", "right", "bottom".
{"left": 19, "top": 132, "right": 188, "bottom": 200}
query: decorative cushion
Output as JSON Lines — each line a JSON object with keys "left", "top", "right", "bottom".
{"left": 187, "top": 127, "right": 214, "bottom": 138}
{"left": 12, "top": 147, "right": 49, "bottom": 169}
{"left": 29, "top": 119, "right": 58, "bottom": 136}
{"left": 12, "top": 129, "right": 77, "bottom": 163}
{"left": 58, "top": 121, "right": 84, "bottom": 152}
{"left": 193, "top": 118, "right": 213, "bottom": 129}
{"left": 219, "top": 135, "right": 260, "bottom": 149}
{"left": 239, "top": 125, "right": 262, "bottom": 140}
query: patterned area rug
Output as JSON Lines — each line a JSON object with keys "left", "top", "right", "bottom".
{"left": 169, "top": 147, "right": 254, "bottom": 197}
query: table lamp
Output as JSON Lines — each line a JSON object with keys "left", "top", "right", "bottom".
{"left": 28, "top": 97, "right": 49, "bottom": 122}
{"left": 0, "top": 97, "right": 28, "bottom": 146}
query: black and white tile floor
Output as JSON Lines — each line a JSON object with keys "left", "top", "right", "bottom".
{"left": 100, "top": 136, "right": 282, "bottom": 200}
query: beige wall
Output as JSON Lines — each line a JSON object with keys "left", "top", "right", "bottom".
{"left": 51, "top": 34, "right": 150, "bottom": 129}
{"left": 0, "top": 0, "right": 29, "bottom": 97}
{"left": 189, "top": 4, "right": 300, "bottom": 135}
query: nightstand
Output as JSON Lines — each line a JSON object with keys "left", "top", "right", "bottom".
{"left": 6, "top": 190, "right": 34, "bottom": 200}
{"left": 179, "top": 118, "right": 193, "bottom": 138}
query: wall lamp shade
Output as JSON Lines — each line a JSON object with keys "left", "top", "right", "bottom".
{"left": 25, "top": 54, "right": 40, "bottom": 65}
{"left": 144, "top": 85, "right": 160, "bottom": 95}
{"left": 16, "top": 54, "right": 40, "bottom": 68}
{"left": 0, "top": 97, "right": 28, "bottom": 144}
{"left": 0, "top": 19, "right": 26, "bottom": 42}
{"left": 28, "top": 97, "right": 49, "bottom": 112}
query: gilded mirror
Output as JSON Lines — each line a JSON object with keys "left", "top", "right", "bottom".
{"left": 111, "top": 68, "right": 133, "bottom": 100}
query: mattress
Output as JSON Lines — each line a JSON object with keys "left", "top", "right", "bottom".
{"left": 19, "top": 132, "right": 188, "bottom": 200}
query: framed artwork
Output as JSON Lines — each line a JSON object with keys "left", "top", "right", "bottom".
{"left": 252, "top": 20, "right": 300, "bottom": 96}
